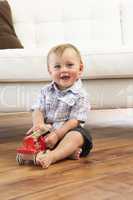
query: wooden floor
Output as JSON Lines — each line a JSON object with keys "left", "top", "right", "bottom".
{"left": 1, "top": 113, "right": 133, "bottom": 200}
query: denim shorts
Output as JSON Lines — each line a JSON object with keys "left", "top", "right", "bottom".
{"left": 71, "top": 126, "right": 93, "bottom": 157}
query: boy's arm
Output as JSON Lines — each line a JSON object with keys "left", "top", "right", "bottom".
{"left": 31, "top": 87, "right": 48, "bottom": 129}
{"left": 45, "top": 119, "right": 79, "bottom": 149}
{"left": 32, "top": 109, "right": 45, "bottom": 128}
{"left": 32, "top": 109, "right": 52, "bottom": 130}
{"left": 54, "top": 119, "right": 80, "bottom": 140}
{"left": 26, "top": 109, "right": 51, "bottom": 135}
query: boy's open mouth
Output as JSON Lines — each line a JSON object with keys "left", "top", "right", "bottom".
{"left": 60, "top": 75, "right": 70, "bottom": 80}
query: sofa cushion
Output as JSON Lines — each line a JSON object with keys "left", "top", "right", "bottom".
{"left": 121, "top": 0, "right": 133, "bottom": 46}
{"left": 0, "top": 0, "right": 23, "bottom": 49}
{"left": 8, "top": 0, "right": 121, "bottom": 50}
{"left": 0, "top": 48, "right": 133, "bottom": 82}
{"left": 84, "top": 47, "right": 133, "bottom": 79}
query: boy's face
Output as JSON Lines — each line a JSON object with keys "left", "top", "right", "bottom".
{"left": 48, "top": 48, "right": 83, "bottom": 90}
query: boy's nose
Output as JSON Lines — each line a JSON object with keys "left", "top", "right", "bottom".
{"left": 60, "top": 65, "right": 68, "bottom": 71}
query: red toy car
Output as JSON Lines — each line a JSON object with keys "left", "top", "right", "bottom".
{"left": 16, "top": 128, "right": 49, "bottom": 165}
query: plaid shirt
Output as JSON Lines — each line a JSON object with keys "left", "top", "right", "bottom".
{"left": 31, "top": 79, "right": 91, "bottom": 129}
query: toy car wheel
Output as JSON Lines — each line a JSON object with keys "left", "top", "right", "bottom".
{"left": 33, "top": 154, "right": 37, "bottom": 166}
{"left": 16, "top": 153, "right": 25, "bottom": 165}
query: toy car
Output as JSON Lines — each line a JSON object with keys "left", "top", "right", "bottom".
{"left": 16, "top": 128, "right": 49, "bottom": 165}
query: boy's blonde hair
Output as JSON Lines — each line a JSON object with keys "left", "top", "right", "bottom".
{"left": 47, "top": 43, "right": 82, "bottom": 67}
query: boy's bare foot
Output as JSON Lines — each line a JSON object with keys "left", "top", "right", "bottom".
{"left": 36, "top": 150, "right": 54, "bottom": 168}
{"left": 69, "top": 148, "right": 82, "bottom": 160}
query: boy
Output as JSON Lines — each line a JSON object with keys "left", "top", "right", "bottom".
{"left": 24, "top": 43, "right": 93, "bottom": 168}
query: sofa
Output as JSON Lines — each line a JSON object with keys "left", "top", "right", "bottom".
{"left": 0, "top": 0, "right": 133, "bottom": 128}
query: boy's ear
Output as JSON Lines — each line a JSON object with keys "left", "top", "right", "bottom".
{"left": 78, "top": 63, "right": 84, "bottom": 77}
{"left": 80, "top": 63, "right": 83, "bottom": 71}
{"left": 48, "top": 66, "right": 52, "bottom": 74}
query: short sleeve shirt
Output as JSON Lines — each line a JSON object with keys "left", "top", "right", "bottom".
{"left": 31, "top": 79, "right": 91, "bottom": 129}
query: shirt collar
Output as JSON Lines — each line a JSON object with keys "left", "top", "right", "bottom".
{"left": 50, "top": 79, "right": 82, "bottom": 94}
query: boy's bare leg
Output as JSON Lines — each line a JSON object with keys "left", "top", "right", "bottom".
{"left": 36, "top": 131, "right": 84, "bottom": 168}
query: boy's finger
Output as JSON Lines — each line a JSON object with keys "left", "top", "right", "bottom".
{"left": 47, "top": 143, "right": 54, "bottom": 149}
{"left": 26, "top": 127, "right": 33, "bottom": 135}
{"left": 45, "top": 139, "right": 53, "bottom": 148}
{"left": 45, "top": 137, "right": 48, "bottom": 143}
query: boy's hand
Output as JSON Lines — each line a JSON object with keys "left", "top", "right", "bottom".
{"left": 45, "top": 131, "right": 59, "bottom": 149}
{"left": 26, "top": 124, "right": 52, "bottom": 135}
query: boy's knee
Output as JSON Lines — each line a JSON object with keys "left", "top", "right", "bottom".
{"left": 67, "top": 130, "right": 84, "bottom": 145}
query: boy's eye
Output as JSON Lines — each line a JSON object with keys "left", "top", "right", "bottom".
{"left": 54, "top": 64, "right": 61, "bottom": 69}
{"left": 67, "top": 63, "right": 74, "bottom": 67}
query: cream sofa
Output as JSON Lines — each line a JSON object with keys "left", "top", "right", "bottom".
{"left": 0, "top": 0, "right": 133, "bottom": 127}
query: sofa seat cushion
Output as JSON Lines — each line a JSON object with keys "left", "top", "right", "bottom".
{"left": 0, "top": 0, "right": 23, "bottom": 49}
{"left": 84, "top": 47, "right": 133, "bottom": 79}
{"left": 0, "top": 48, "right": 133, "bottom": 82}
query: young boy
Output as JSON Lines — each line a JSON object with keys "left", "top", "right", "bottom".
{"left": 25, "top": 43, "right": 93, "bottom": 168}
